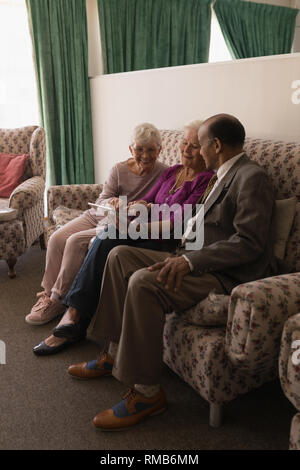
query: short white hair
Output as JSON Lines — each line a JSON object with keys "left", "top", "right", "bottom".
{"left": 183, "top": 120, "right": 203, "bottom": 132}
{"left": 130, "top": 123, "right": 162, "bottom": 147}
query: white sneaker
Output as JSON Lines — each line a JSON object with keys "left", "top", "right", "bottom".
{"left": 26, "top": 292, "right": 66, "bottom": 325}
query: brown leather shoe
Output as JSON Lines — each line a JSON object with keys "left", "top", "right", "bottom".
{"left": 67, "top": 352, "right": 113, "bottom": 380}
{"left": 93, "top": 387, "right": 167, "bottom": 431}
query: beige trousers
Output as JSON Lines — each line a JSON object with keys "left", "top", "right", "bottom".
{"left": 89, "top": 245, "right": 226, "bottom": 385}
{"left": 42, "top": 212, "right": 98, "bottom": 298}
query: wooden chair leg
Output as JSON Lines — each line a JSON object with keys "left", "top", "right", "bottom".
{"left": 39, "top": 233, "right": 46, "bottom": 250}
{"left": 7, "top": 257, "right": 17, "bottom": 279}
{"left": 209, "top": 403, "right": 224, "bottom": 428}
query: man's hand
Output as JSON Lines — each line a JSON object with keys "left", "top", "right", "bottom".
{"left": 148, "top": 256, "right": 191, "bottom": 292}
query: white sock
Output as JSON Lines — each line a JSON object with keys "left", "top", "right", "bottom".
{"left": 108, "top": 341, "right": 119, "bottom": 360}
{"left": 134, "top": 384, "right": 160, "bottom": 398}
{"left": 106, "top": 343, "right": 160, "bottom": 397}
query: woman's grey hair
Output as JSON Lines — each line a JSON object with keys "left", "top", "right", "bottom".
{"left": 183, "top": 120, "right": 203, "bottom": 132}
{"left": 130, "top": 123, "right": 162, "bottom": 147}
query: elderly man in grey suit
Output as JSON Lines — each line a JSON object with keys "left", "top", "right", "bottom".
{"left": 69, "top": 114, "right": 278, "bottom": 431}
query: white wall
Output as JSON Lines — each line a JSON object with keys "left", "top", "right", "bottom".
{"left": 90, "top": 53, "right": 300, "bottom": 183}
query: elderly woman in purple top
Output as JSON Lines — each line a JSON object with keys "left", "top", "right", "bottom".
{"left": 33, "top": 120, "right": 214, "bottom": 356}
{"left": 133, "top": 156, "right": 213, "bottom": 235}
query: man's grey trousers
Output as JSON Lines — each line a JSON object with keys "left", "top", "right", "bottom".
{"left": 89, "top": 246, "right": 225, "bottom": 385}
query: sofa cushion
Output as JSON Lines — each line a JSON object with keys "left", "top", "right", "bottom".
{"left": 273, "top": 197, "right": 297, "bottom": 259}
{"left": 0, "top": 198, "right": 9, "bottom": 211}
{"left": 181, "top": 292, "right": 230, "bottom": 326}
{"left": 0, "top": 208, "right": 17, "bottom": 222}
{"left": 0, "top": 153, "right": 29, "bottom": 197}
{"left": 159, "top": 130, "right": 183, "bottom": 167}
{"left": 52, "top": 205, "right": 84, "bottom": 228}
{"left": 243, "top": 138, "right": 300, "bottom": 201}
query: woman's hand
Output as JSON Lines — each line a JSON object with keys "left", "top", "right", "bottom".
{"left": 109, "top": 197, "right": 122, "bottom": 210}
{"left": 148, "top": 256, "right": 191, "bottom": 292}
{"left": 127, "top": 200, "right": 152, "bottom": 211}
{"left": 127, "top": 200, "right": 147, "bottom": 207}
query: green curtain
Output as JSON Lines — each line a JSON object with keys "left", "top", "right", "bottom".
{"left": 98, "top": 0, "right": 213, "bottom": 74}
{"left": 214, "top": 0, "right": 299, "bottom": 59}
{"left": 26, "top": 0, "right": 94, "bottom": 185}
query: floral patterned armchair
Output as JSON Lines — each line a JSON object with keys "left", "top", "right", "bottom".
{"left": 45, "top": 183, "right": 103, "bottom": 244}
{"left": 0, "top": 126, "right": 45, "bottom": 277}
{"left": 279, "top": 313, "right": 300, "bottom": 450}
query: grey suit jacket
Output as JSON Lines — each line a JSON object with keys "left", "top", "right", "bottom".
{"left": 183, "top": 154, "right": 280, "bottom": 293}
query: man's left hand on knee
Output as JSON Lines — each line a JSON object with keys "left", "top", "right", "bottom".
{"left": 148, "top": 256, "right": 191, "bottom": 292}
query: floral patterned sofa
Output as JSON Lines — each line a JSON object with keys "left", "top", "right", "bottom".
{"left": 46, "top": 130, "right": 300, "bottom": 427}
{"left": 0, "top": 126, "right": 46, "bottom": 277}
{"left": 45, "top": 183, "right": 103, "bottom": 245}
{"left": 279, "top": 314, "right": 300, "bottom": 450}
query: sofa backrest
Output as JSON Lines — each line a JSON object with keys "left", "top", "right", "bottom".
{"left": 159, "top": 130, "right": 300, "bottom": 272}
{"left": 0, "top": 126, "right": 46, "bottom": 180}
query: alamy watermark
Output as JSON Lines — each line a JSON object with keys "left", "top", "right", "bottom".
{"left": 291, "top": 339, "right": 300, "bottom": 366}
{"left": 291, "top": 80, "right": 300, "bottom": 104}
{"left": 94, "top": 197, "right": 205, "bottom": 251}
{"left": 0, "top": 340, "right": 6, "bottom": 365}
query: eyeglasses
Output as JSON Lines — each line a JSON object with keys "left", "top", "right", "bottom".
{"left": 132, "top": 145, "right": 159, "bottom": 155}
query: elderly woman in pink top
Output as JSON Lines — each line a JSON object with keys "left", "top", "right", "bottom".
{"left": 26, "top": 123, "right": 167, "bottom": 325}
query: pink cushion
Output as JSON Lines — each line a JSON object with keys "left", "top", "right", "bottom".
{"left": 0, "top": 153, "right": 29, "bottom": 198}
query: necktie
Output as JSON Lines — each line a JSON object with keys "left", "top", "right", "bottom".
{"left": 200, "top": 173, "right": 218, "bottom": 203}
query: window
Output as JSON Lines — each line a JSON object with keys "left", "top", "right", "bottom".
{"left": 209, "top": 8, "right": 232, "bottom": 63}
{"left": 0, "top": 0, "right": 39, "bottom": 128}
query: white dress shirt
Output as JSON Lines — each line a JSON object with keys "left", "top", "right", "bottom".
{"left": 204, "top": 152, "right": 244, "bottom": 203}
{"left": 182, "top": 152, "right": 244, "bottom": 271}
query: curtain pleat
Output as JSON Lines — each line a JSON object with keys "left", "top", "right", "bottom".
{"left": 214, "top": 0, "right": 299, "bottom": 60}
{"left": 98, "top": 0, "right": 213, "bottom": 74}
{"left": 26, "top": 0, "right": 94, "bottom": 185}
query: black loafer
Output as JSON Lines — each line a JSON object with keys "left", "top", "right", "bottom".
{"left": 33, "top": 339, "right": 78, "bottom": 356}
{"left": 53, "top": 318, "right": 87, "bottom": 341}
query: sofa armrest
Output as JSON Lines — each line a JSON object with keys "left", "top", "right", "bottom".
{"left": 279, "top": 313, "right": 300, "bottom": 411}
{"left": 225, "top": 273, "right": 300, "bottom": 373}
{"left": 9, "top": 176, "right": 45, "bottom": 213}
{"left": 47, "top": 183, "right": 103, "bottom": 223}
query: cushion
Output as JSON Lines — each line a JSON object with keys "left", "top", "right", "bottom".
{"left": 273, "top": 197, "right": 297, "bottom": 259}
{"left": 52, "top": 205, "right": 84, "bottom": 228}
{"left": 0, "top": 153, "right": 29, "bottom": 198}
{"left": 0, "top": 198, "right": 9, "bottom": 211}
{"left": 0, "top": 208, "right": 17, "bottom": 222}
{"left": 182, "top": 291, "right": 230, "bottom": 326}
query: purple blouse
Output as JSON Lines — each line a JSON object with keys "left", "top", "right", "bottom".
{"left": 142, "top": 164, "right": 214, "bottom": 224}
